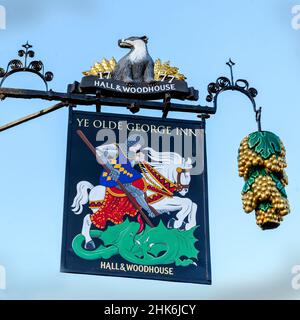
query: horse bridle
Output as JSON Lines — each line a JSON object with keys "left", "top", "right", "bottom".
{"left": 176, "top": 167, "right": 190, "bottom": 192}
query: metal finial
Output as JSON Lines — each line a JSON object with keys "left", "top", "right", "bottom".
{"left": 0, "top": 42, "right": 54, "bottom": 91}
{"left": 206, "top": 59, "right": 261, "bottom": 131}
{"left": 226, "top": 58, "right": 235, "bottom": 85}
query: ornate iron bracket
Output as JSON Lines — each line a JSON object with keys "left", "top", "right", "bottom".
{"left": 0, "top": 42, "right": 54, "bottom": 91}
{"left": 206, "top": 59, "right": 262, "bottom": 131}
{"left": 0, "top": 43, "right": 264, "bottom": 133}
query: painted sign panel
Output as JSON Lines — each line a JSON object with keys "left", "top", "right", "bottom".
{"left": 61, "top": 109, "right": 211, "bottom": 284}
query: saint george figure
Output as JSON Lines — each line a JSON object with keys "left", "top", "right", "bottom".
{"left": 91, "top": 133, "right": 155, "bottom": 229}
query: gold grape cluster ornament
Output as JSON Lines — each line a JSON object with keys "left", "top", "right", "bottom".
{"left": 238, "top": 131, "right": 290, "bottom": 230}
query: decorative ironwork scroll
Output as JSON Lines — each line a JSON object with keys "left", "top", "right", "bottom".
{"left": 0, "top": 42, "right": 54, "bottom": 90}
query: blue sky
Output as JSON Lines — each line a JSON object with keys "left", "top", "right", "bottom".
{"left": 0, "top": 0, "right": 300, "bottom": 299}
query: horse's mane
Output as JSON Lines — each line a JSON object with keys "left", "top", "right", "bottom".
{"left": 143, "top": 147, "right": 186, "bottom": 168}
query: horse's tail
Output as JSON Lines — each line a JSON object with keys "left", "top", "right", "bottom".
{"left": 71, "top": 181, "right": 94, "bottom": 215}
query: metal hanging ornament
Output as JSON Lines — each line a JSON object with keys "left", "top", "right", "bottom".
{"left": 206, "top": 59, "right": 290, "bottom": 229}
{"left": 238, "top": 131, "right": 289, "bottom": 229}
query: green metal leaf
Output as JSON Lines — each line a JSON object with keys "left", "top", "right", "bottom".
{"left": 258, "top": 202, "right": 273, "bottom": 212}
{"left": 248, "top": 131, "right": 281, "bottom": 159}
{"left": 270, "top": 173, "right": 287, "bottom": 198}
{"left": 243, "top": 170, "right": 259, "bottom": 192}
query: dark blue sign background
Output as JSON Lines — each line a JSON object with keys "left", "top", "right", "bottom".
{"left": 61, "top": 109, "right": 211, "bottom": 284}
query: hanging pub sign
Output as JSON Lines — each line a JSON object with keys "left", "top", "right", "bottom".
{"left": 60, "top": 35, "right": 211, "bottom": 284}
{"left": 61, "top": 109, "right": 211, "bottom": 284}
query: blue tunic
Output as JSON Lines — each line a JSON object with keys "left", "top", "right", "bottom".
{"left": 99, "top": 149, "right": 142, "bottom": 188}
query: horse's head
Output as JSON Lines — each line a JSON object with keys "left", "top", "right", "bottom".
{"left": 175, "top": 157, "right": 192, "bottom": 196}
{"left": 143, "top": 148, "right": 193, "bottom": 196}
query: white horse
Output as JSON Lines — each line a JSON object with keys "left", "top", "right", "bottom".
{"left": 71, "top": 147, "right": 198, "bottom": 249}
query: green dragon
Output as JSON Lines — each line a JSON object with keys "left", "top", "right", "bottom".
{"left": 72, "top": 219, "right": 199, "bottom": 267}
